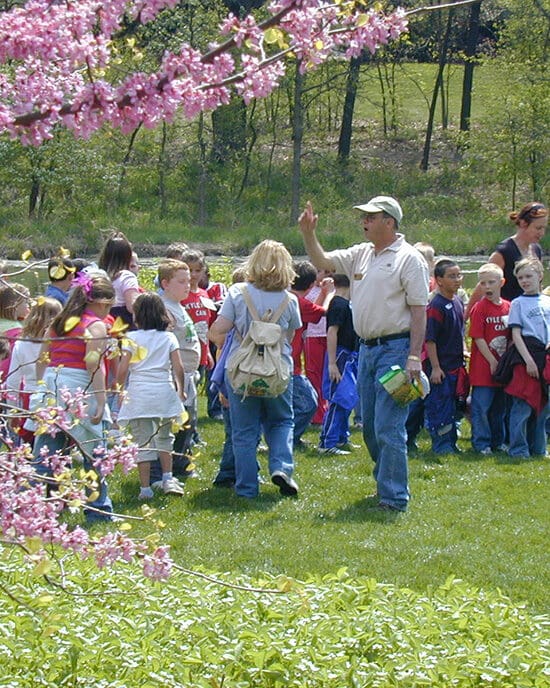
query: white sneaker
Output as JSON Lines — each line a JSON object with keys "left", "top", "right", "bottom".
{"left": 162, "top": 478, "right": 185, "bottom": 495}
{"left": 319, "top": 446, "right": 350, "bottom": 456}
{"left": 479, "top": 447, "right": 492, "bottom": 456}
{"left": 271, "top": 470, "right": 298, "bottom": 496}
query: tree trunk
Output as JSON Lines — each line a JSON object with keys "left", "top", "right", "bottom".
{"left": 460, "top": 1, "right": 482, "bottom": 132}
{"left": 117, "top": 123, "right": 142, "bottom": 203}
{"left": 29, "top": 175, "right": 40, "bottom": 219}
{"left": 290, "top": 60, "right": 305, "bottom": 223}
{"left": 337, "top": 56, "right": 362, "bottom": 162}
{"left": 210, "top": 98, "right": 247, "bottom": 164}
{"left": 236, "top": 100, "right": 257, "bottom": 201}
{"left": 197, "top": 113, "right": 208, "bottom": 226}
{"left": 420, "top": 9, "right": 455, "bottom": 171}
{"left": 157, "top": 121, "right": 167, "bottom": 218}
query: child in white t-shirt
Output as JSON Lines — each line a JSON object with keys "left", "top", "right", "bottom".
{"left": 117, "top": 293, "right": 186, "bottom": 499}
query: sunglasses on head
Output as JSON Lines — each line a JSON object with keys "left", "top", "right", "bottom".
{"left": 521, "top": 203, "right": 547, "bottom": 220}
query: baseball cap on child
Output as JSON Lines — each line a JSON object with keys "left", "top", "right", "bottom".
{"left": 353, "top": 196, "right": 403, "bottom": 224}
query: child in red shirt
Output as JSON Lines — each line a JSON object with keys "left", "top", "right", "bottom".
{"left": 469, "top": 263, "right": 511, "bottom": 454}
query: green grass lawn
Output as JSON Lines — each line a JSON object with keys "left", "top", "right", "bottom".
{"left": 108, "top": 400, "right": 550, "bottom": 617}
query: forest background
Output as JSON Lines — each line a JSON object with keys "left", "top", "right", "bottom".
{"left": 0, "top": 0, "right": 548, "bottom": 261}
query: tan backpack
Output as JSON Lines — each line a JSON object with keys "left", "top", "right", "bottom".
{"left": 226, "top": 285, "right": 291, "bottom": 399}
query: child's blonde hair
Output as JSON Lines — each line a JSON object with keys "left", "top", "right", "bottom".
{"left": 513, "top": 257, "right": 544, "bottom": 280}
{"left": 0, "top": 283, "right": 30, "bottom": 320}
{"left": 158, "top": 259, "right": 189, "bottom": 285}
{"left": 414, "top": 242, "right": 435, "bottom": 266}
{"left": 246, "top": 240, "right": 295, "bottom": 291}
{"left": 478, "top": 263, "right": 504, "bottom": 280}
{"left": 21, "top": 297, "right": 62, "bottom": 339}
{"left": 231, "top": 265, "right": 247, "bottom": 284}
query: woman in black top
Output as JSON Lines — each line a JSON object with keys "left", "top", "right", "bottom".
{"left": 466, "top": 202, "right": 548, "bottom": 315}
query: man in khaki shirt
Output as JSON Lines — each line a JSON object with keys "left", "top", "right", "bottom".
{"left": 299, "top": 196, "right": 429, "bottom": 512}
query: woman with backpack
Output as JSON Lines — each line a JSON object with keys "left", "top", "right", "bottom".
{"left": 209, "top": 240, "right": 301, "bottom": 498}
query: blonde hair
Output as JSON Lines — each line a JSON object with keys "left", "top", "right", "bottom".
{"left": 245, "top": 240, "right": 295, "bottom": 292}
{"left": 158, "top": 259, "right": 189, "bottom": 284}
{"left": 478, "top": 263, "right": 504, "bottom": 280}
{"left": 0, "top": 282, "right": 30, "bottom": 320}
{"left": 513, "top": 257, "right": 544, "bottom": 279}
{"left": 231, "top": 265, "right": 247, "bottom": 284}
{"left": 21, "top": 297, "right": 62, "bottom": 339}
{"left": 414, "top": 242, "right": 435, "bottom": 265}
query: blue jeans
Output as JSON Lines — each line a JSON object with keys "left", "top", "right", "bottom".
{"left": 508, "top": 397, "right": 549, "bottom": 457}
{"left": 292, "top": 374, "right": 318, "bottom": 444}
{"left": 470, "top": 386, "right": 506, "bottom": 451}
{"left": 357, "top": 339, "right": 410, "bottom": 511}
{"left": 225, "top": 372, "right": 294, "bottom": 497}
{"left": 33, "top": 426, "right": 113, "bottom": 522}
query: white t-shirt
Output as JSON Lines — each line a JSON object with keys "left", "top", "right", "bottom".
{"left": 112, "top": 270, "right": 139, "bottom": 307}
{"left": 161, "top": 295, "right": 201, "bottom": 372}
{"left": 117, "top": 329, "right": 184, "bottom": 421}
{"left": 8, "top": 338, "right": 41, "bottom": 394}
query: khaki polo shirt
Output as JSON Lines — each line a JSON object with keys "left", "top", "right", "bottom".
{"left": 328, "top": 234, "right": 429, "bottom": 340}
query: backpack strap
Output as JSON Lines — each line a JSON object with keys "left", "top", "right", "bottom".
{"left": 240, "top": 285, "right": 289, "bottom": 325}
{"left": 239, "top": 284, "right": 261, "bottom": 321}
{"left": 268, "top": 293, "right": 290, "bottom": 324}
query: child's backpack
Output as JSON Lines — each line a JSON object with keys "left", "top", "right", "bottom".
{"left": 226, "top": 285, "right": 290, "bottom": 399}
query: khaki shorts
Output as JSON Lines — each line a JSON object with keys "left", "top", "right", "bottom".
{"left": 123, "top": 417, "right": 175, "bottom": 463}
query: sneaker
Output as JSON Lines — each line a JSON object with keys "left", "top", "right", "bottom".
{"left": 271, "top": 470, "right": 298, "bottom": 496}
{"left": 494, "top": 444, "right": 508, "bottom": 452}
{"left": 319, "top": 446, "right": 350, "bottom": 456}
{"left": 337, "top": 442, "right": 361, "bottom": 450}
{"left": 161, "top": 478, "right": 185, "bottom": 495}
{"left": 479, "top": 447, "right": 492, "bottom": 456}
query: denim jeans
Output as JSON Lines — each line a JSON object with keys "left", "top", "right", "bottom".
{"left": 357, "top": 338, "right": 410, "bottom": 511}
{"left": 470, "top": 386, "right": 506, "bottom": 451}
{"left": 508, "top": 397, "right": 549, "bottom": 457}
{"left": 225, "top": 372, "right": 294, "bottom": 497}
{"left": 293, "top": 374, "right": 318, "bottom": 444}
{"left": 214, "top": 406, "right": 236, "bottom": 483}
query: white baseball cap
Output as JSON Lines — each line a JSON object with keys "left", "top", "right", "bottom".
{"left": 354, "top": 195, "right": 403, "bottom": 224}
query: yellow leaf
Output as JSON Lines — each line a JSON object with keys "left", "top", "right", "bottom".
{"left": 118, "top": 522, "right": 132, "bottom": 532}
{"left": 33, "top": 558, "right": 52, "bottom": 576}
{"left": 36, "top": 296, "right": 45, "bottom": 306}
{"left": 49, "top": 265, "right": 67, "bottom": 280}
{"left": 130, "top": 345, "right": 148, "bottom": 363}
{"left": 356, "top": 13, "right": 369, "bottom": 27}
{"left": 25, "top": 536, "right": 44, "bottom": 554}
{"left": 64, "top": 316, "right": 80, "bottom": 332}
{"left": 264, "top": 28, "right": 283, "bottom": 44}
{"left": 110, "top": 316, "right": 129, "bottom": 336}
{"left": 84, "top": 349, "right": 100, "bottom": 365}
{"left": 34, "top": 595, "right": 54, "bottom": 606}
{"left": 127, "top": 37, "right": 136, "bottom": 48}
{"left": 58, "top": 246, "right": 71, "bottom": 257}
{"left": 87, "top": 490, "right": 100, "bottom": 502}
{"left": 21, "top": 249, "right": 33, "bottom": 261}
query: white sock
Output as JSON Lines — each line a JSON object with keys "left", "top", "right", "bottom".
{"left": 162, "top": 472, "right": 173, "bottom": 483}
{"left": 140, "top": 487, "right": 153, "bottom": 498}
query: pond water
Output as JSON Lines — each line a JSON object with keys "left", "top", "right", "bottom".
{"left": 4, "top": 255, "right": 488, "bottom": 296}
